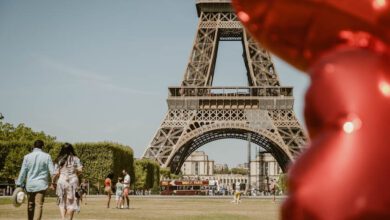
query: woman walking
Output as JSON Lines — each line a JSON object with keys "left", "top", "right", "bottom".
{"left": 53, "top": 143, "right": 83, "bottom": 220}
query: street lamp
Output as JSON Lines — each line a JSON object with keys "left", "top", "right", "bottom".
{"left": 247, "top": 133, "right": 251, "bottom": 195}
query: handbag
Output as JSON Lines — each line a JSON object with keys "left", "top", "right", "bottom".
{"left": 75, "top": 187, "right": 83, "bottom": 199}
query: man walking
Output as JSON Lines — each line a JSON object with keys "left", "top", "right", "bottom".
{"left": 16, "top": 140, "right": 55, "bottom": 220}
{"left": 122, "top": 170, "right": 131, "bottom": 209}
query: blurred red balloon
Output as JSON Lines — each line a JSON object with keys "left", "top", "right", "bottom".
{"left": 232, "top": 0, "right": 390, "bottom": 72}
{"left": 284, "top": 48, "right": 390, "bottom": 220}
{"left": 232, "top": 0, "right": 390, "bottom": 219}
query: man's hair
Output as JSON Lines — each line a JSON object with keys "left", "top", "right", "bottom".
{"left": 34, "top": 140, "right": 44, "bottom": 149}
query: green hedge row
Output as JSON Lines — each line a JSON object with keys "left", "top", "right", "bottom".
{"left": 134, "top": 158, "right": 160, "bottom": 193}
{"left": 69, "top": 142, "right": 135, "bottom": 192}
{"left": 0, "top": 141, "right": 134, "bottom": 193}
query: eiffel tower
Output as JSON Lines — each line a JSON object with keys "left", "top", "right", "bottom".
{"left": 143, "top": 0, "right": 307, "bottom": 174}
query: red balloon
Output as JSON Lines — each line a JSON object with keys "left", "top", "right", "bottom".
{"left": 232, "top": 0, "right": 390, "bottom": 219}
{"left": 232, "top": 0, "right": 390, "bottom": 71}
{"left": 284, "top": 48, "right": 390, "bottom": 220}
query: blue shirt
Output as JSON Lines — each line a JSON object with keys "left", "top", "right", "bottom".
{"left": 16, "top": 148, "right": 55, "bottom": 192}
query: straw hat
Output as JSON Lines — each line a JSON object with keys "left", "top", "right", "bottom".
{"left": 12, "top": 187, "right": 26, "bottom": 207}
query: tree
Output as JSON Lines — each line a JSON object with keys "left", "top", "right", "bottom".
{"left": 214, "top": 168, "right": 230, "bottom": 174}
{"left": 1, "top": 144, "right": 30, "bottom": 179}
{"left": 230, "top": 168, "right": 248, "bottom": 175}
{"left": 0, "top": 120, "right": 56, "bottom": 142}
{"left": 277, "top": 173, "right": 288, "bottom": 194}
{"left": 160, "top": 168, "right": 172, "bottom": 180}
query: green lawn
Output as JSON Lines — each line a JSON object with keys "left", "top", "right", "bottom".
{"left": 0, "top": 196, "right": 281, "bottom": 220}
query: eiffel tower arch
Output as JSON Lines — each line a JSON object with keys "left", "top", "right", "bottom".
{"left": 143, "top": 0, "right": 307, "bottom": 174}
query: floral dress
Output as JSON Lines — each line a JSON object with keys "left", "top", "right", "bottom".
{"left": 55, "top": 156, "right": 83, "bottom": 211}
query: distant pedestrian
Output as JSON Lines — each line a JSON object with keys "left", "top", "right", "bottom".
{"left": 235, "top": 182, "right": 242, "bottom": 204}
{"left": 115, "top": 177, "right": 124, "bottom": 209}
{"left": 80, "top": 179, "right": 88, "bottom": 205}
{"left": 16, "top": 140, "right": 55, "bottom": 220}
{"left": 122, "top": 170, "right": 130, "bottom": 209}
{"left": 53, "top": 143, "right": 83, "bottom": 220}
{"left": 230, "top": 182, "right": 241, "bottom": 204}
{"left": 104, "top": 173, "right": 113, "bottom": 208}
{"left": 270, "top": 179, "right": 278, "bottom": 202}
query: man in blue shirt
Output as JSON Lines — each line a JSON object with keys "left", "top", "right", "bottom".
{"left": 16, "top": 140, "right": 55, "bottom": 220}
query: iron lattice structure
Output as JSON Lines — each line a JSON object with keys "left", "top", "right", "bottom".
{"left": 143, "top": 0, "right": 307, "bottom": 174}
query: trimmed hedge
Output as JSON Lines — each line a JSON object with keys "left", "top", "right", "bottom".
{"left": 134, "top": 159, "right": 160, "bottom": 194}
{"left": 0, "top": 141, "right": 134, "bottom": 193}
{"left": 68, "top": 142, "right": 135, "bottom": 192}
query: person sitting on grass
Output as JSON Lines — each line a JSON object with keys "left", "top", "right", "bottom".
{"left": 115, "top": 178, "right": 124, "bottom": 209}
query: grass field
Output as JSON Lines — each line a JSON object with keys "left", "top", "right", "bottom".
{"left": 0, "top": 196, "right": 282, "bottom": 220}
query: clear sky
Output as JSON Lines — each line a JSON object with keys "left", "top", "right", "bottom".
{"left": 0, "top": 0, "right": 309, "bottom": 167}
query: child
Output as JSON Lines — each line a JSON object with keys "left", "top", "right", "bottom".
{"left": 115, "top": 177, "right": 124, "bottom": 209}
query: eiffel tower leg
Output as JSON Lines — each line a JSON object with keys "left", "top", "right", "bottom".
{"left": 143, "top": 109, "right": 195, "bottom": 168}
{"left": 242, "top": 31, "right": 280, "bottom": 86}
{"left": 268, "top": 110, "right": 308, "bottom": 159}
{"left": 181, "top": 11, "right": 220, "bottom": 87}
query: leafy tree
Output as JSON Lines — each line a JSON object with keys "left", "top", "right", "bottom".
{"left": 0, "top": 141, "right": 57, "bottom": 181}
{"left": 214, "top": 168, "right": 230, "bottom": 174}
{"left": 0, "top": 118, "right": 56, "bottom": 142}
{"left": 160, "top": 167, "right": 183, "bottom": 180}
{"left": 160, "top": 168, "right": 171, "bottom": 179}
{"left": 277, "top": 173, "right": 288, "bottom": 194}
{"left": 230, "top": 167, "right": 248, "bottom": 175}
{"left": 1, "top": 145, "right": 30, "bottom": 179}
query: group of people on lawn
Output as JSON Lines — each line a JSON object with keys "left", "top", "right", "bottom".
{"left": 15, "top": 140, "right": 131, "bottom": 220}
{"left": 103, "top": 170, "right": 131, "bottom": 209}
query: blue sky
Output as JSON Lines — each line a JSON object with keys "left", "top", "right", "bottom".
{"left": 0, "top": 0, "right": 309, "bottom": 167}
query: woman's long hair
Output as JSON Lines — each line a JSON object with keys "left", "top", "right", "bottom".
{"left": 55, "top": 143, "right": 77, "bottom": 168}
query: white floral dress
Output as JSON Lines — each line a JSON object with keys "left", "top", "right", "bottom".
{"left": 55, "top": 156, "right": 83, "bottom": 211}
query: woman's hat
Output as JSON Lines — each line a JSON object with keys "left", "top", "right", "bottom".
{"left": 12, "top": 187, "right": 26, "bottom": 207}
